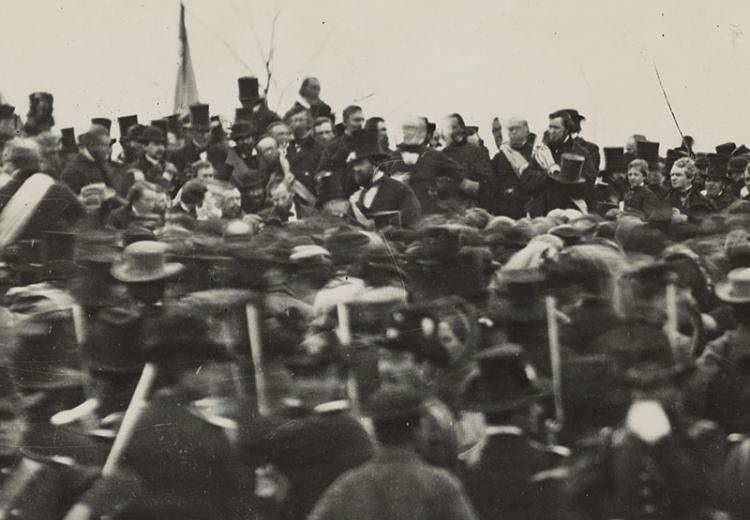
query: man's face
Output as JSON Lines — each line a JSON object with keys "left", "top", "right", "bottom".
{"left": 269, "top": 183, "right": 294, "bottom": 211}
{"left": 196, "top": 165, "right": 215, "bottom": 182}
{"left": 269, "top": 124, "right": 291, "bottom": 148}
{"left": 313, "top": 122, "right": 334, "bottom": 145}
{"left": 302, "top": 78, "right": 321, "bottom": 101}
{"left": 670, "top": 166, "right": 691, "bottom": 190}
{"left": 87, "top": 135, "right": 112, "bottom": 162}
{"left": 627, "top": 168, "right": 645, "bottom": 188}
{"left": 705, "top": 179, "right": 723, "bottom": 197}
{"left": 376, "top": 121, "right": 389, "bottom": 149}
{"left": 191, "top": 127, "right": 211, "bottom": 148}
{"left": 257, "top": 138, "right": 280, "bottom": 164}
{"left": 547, "top": 117, "right": 567, "bottom": 146}
{"left": 144, "top": 140, "right": 165, "bottom": 161}
{"left": 439, "top": 117, "right": 459, "bottom": 145}
{"left": 133, "top": 188, "right": 158, "bottom": 214}
{"left": 322, "top": 198, "right": 350, "bottom": 217}
{"left": 236, "top": 135, "right": 255, "bottom": 156}
{"left": 345, "top": 110, "right": 365, "bottom": 134}
{"left": 353, "top": 158, "right": 375, "bottom": 186}
{"left": 647, "top": 167, "right": 663, "bottom": 186}
{"left": 625, "top": 137, "right": 637, "bottom": 154}
{"left": 491, "top": 118, "right": 503, "bottom": 148}
{"left": 243, "top": 185, "right": 266, "bottom": 207}
{"left": 289, "top": 112, "right": 312, "bottom": 141}
{"left": 508, "top": 121, "right": 529, "bottom": 148}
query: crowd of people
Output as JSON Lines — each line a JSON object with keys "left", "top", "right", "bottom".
{"left": 1, "top": 75, "right": 750, "bottom": 519}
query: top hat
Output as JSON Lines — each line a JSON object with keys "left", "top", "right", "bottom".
{"left": 0, "top": 104, "right": 14, "bottom": 118}
{"left": 603, "top": 147, "right": 626, "bottom": 173}
{"left": 139, "top": 125, "right": 166, "bottom": 145}
{"left": 110, "top": 241, "right": 185, "bottom": 283}
{"left": 238, "top": 76, "right": 261, "bottom": 104}
{"left": 706, "top": 153, "right": 730, "bottom": 181}
{"left": 150, "top": 119, "right": 170, "bottom": 140}
{"left": 83, "top": 307, "right": 145, "bottom": 374}
{"left": 91, "top": 118, "right": 112, "bottom": 133}
{"left": 364, "top": 385, "right": 425, "bottom": 421}
{"left": 230, "top": 121, "right": 254, "bottom": 141}
{"left": 550, "top": 153, "right": 586, "bottom": 184}
{"left": 729, "top": 156, "right": 749, "bottom": 175}
{"left": 317, "top": 172, "right": 345, "bottom": 204}
{"left": 460, "top": 344, "right": 550, "bottom": 414}
{"left": 60, "top": 128, "right": 78, "bottom": 154}
{"left": 187, "top": 103, "right": 210, "bottom": 129}
{"left": 716, "top": 142, "right": 737, "bottom": 156}
{"left": 636, "top": 140, "right": 660, "bottom": 169}
{"left": 716, "top": 268, "right": 750, "bottom": 303}
{"left": 117, "top": 115, "right": 139, "bottom": 140}
{"left": 733, "top": 144, "right": 750, "bottom": 157}
{"left": 349, "top": 128, "right": 389, "bottom": 162}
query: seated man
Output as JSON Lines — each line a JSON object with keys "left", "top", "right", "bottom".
{"left": 667, "top": 157, "right": 716, "bottom": 219}
{"left": 259, "top": 177, "right": 319, "bottom": 224}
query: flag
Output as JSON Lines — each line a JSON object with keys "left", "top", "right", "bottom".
{"left": 174, "top": 2, "right": 199, "bottom": 116}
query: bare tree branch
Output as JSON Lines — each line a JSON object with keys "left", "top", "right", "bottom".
{"left": 263, "top": 10, "right": 281, "bottom": 97}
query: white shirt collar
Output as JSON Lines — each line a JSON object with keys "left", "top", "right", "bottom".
{"left": 145, "top": 154, "right": 160, "bottom": 165}
{"left": 484, "top": 425, "right": 525, "bottom": 437}
{"left": 287, "top": 201, "right": 299, "bottom": 221}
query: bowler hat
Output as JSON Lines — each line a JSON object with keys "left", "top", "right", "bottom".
{"left": 110, "top": 241, "right": 185, "bottom": 283}
{"left": 716, "top": 268, "right": 750, "bottom": 303}
{"left": 460, "top": 344, "right": 550, "bottom": 413}
{"left": 139, "top": 125, "right": 166, "bottom": 145}
{"left": 91, "top": 118, "right": 112, "bottom": 133}
{"left": 364, "top": 385, "right": 425, "bottom": 420}
{"left": 550, "top": 153, "right": 586, "bottom": 184}
{"left": 60, "top": 128, "right": 78, "bottom": 154}
{"left": 117, "top": 115, "right": 139, "bottom": 140}
{"left": 83, "top": 307, "right": 145, "bottom": 373}
{"left": 603, "top": 147, "right": 626, "bottom": 173}
{"left": 187, "top": 103, "right": 210, "bottom": 129}
{"left": 636, "top": 140, "right": 660, "bottom": 169}
{"left": 238, "top": 76, "right": 261, "bottom": 104}
{"left": 349, "top": 128, "right": 389, "bottom": 163}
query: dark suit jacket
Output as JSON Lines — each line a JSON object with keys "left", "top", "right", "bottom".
{"left": 526, "top": 177, "right": 598, "bottom": 217}
{"left": 624, "top": 184, "right": 660, "bottom": 218}
{"left": 490, "top": 135, "right": 549, "bottom": 218}
{"left": 168, "top": 140, "right": 204, "bottom": 187}
{"left": 355, "top": 176, "right": 422, "bottom": 228}
{"left": 61, "top": 153, "right": 117, "bottom": 194}
{"left": 460, "top": 433, "right": 564, "bottom": 520}
{"left": 287, "top": 136, "right": 323, "bottom": 194}
{"left": 258, "top": 199, "right": 320, "bottom": 224}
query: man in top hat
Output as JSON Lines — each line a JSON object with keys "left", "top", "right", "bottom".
{"left": 59, "top": 127, "right": 79, "bottom": 164}
{"left": 527, "top": 153, "right": 598, "bottom": 217}
{"left": 237, "top": 76, "right": 281, "bottom": 142}
{"left": 439, "top": 113, "right": 493, "bottom": 209}
{"left": 459, "top": 345, "right": 567, "bottom": 520}
{"left": 667, "top": 157, "right": 716, "bottom": 218}
{"left": 317, "top": 104, "right": 366, "bottom": 194}
{"left": 309, "top": 385, "right": 478, "bottom": 520}
{"left": 385, "top": 116, "right": 463, "bottom": 216}
{"left": 347, "top": 128, "right": 421, "bottom": 229}
{"left": 561, "top": 108, "right": 600, "bottom": 172}
{"left": 545, "top": 111, "right": 596, "bottom": 184}
{"left": 284, "top": 77, "right": 334, "bottom": 123}
{"left": 490, "top": 117, "right": 550, "bottom": 218}
{"left": 700, "top": 153, "right": 736, "bottom": 211}
{"left": 168, "top": 103, "right": 212, "bottom": 187}
{"left": 227, "top": 120, "right": 258, "bottom": 171}
{"left": 61, "top": 124, "right": 119, "bottom": 195}
{"left": 122, "top": 125, "right": 177, "bottom": 195}
{"left": 634, "top": 140, "right": 669, "bottom": 199}
{"left": 315, "top": 170, "right": 351, "bottom": 220}
{"left": 117, "top": 114, "right": 139, "bottom": 155}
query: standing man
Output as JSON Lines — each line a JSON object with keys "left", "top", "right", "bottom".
{"left": 61, "top": 124, "right": 118, "bottom": 194}
{"left": 124, "top": 126, "right": 176, "bottom": 194}
{"left": 313, "top": 117, "right": 335, "bottom": 147}
{"left": 168, "top": 103, "right": 212, "bottom": 188}
{"left": 237, "top": 76, "right": 281, "bottom": 142}
{"left": 348, "top": 128, "right": 421, "bottom": 228}
{"left": 636, "top": 140, "right": 669, "bottom": 199}
{"left": 365, "top": 116, "right": 391, "bottom": 153}
{"left": 545, "top": 111, "right": 596, "bottom": 184}
{"left": 317, "top": 105, "right": 365, "bottom": 195}
{"left": 227, "top": 120, "right": 257, "bottom": 172}
{"left": 309, "top": 385, "right": 478, "bottom": 520}
{"left": 284, "top": 77, "right": 334, "bottom": 122}
{"left": 22, "top": 92, "right": 55, "bottom": 137}
{"left": 286, "top": 107, "right": 322, "bottom": 196}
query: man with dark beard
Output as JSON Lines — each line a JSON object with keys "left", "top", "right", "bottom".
{"left": 317, "top": 104, "right": 365, "bottom": 195}
{"left": 545, "top": 110, "right": 596, "bottom": 184}
{"left": 490, "top": 117, "right": 549, "bottom": 218}
{"left": 22, "top": 92, "right": 55, "bottom": 137}
{"left": 228, "top": 120, "right": 257, "bottom": 170}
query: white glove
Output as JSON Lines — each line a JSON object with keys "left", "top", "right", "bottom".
{"left": 626, "top": 400, "right": 671, "bottom": 445}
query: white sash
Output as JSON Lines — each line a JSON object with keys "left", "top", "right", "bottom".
{"left": 0, "top": 173, "right": 55, "bottom": 247}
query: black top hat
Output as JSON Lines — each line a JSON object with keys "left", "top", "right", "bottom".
{"left": 551, "top": 153, "right": 586, "bottom": 184}
{"left": 706, "top": 153, "right": 730, "bottom": 181}
{"left": 636, "top": 140, "right": 660, "bottom": 169}
{"left": 603, "top": 147, "right": 626, "bottom": 173}
{"left": 83, "top": 307, "right": 145, "bottom": 374}
{"left": 716, "top": 142, "right": 737, "bottom": 156}
{"left": 60, "top": 128, "right": 78, "bottom": 154}
{"left": 117, "top": 115, "right": 139, "bottom": 139}
{"left": 235, "top": 107, "right": 254, "bottom": 124}
{"left": 238, "top": 76, "right": 261, "bottom": 103}
{"left": 91, "top": 118, "right": 112, "bottom": 133}
{"left": 188, "top": 103, "right": 210, "bottom": 129}
{"left": 139, "top": 125, "right": 166, "bottom": 145}
{"left": 150, "top": 120, "right": 170, "bottom": 140}
{"left": 364, "top": 385, "right": 425, "bottom": 421}
{"left": 0, "top": 104, "right": 14, "bottom": 118}
{"left": 230, "top": 121, "right": 253, "bottom": 141}
{"left": 461, "top": 344, "right": 550, "bottom": 414}
{"left": 350, "top": 128, "right": 389, "bottom": 162}
{"left": 729, "top": 156, "right": 749, "bottom": 175}
{"left": 316, "top": 172, "right": 345, "bottom": 204}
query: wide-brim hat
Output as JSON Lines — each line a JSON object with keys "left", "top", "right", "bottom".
{"left": 716, "top": 267, "right": 750, "bottom": 303}
{"left": 110, "top": 241, "right": 185, "bottom": 283}
{"left": 550, "top": 153, "right": 586, "bottom": 184}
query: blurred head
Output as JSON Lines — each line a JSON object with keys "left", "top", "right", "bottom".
{"left": 352, "top": 157, "right": 377, "bottom": 186}
{"left": 313, "top": 117, "right": 334, "bottom": 145}
{"left": 267, "top": 122, "right": 291, "bottom": 149}
{"left": 256, "top": 135, "right": 280, "bottom": 164}
{"left": 627, "top": 159, "right": 648, "bottom": 188}
{"left": 625, "top": 134, "right": 646, "bottom": 155}
{"left": 491, "top": 117, "right": 503, "bottom": 149}
{"left": 192, "top": 161, "right": 215, "bottom": 183}
{"left": 507, "top": 117, "right": 530, "bottom": 148}
{"left": 188, "top": 126, "right": 211, "bottom": 148}
{"left": 401, "top": 116, "right": 427, "bottom": 146}
{"left": 365, "top": 117, "right": 389, "bottom": 150}
{"left": 705, "top": 177, "right": 723, "bottom": 197}
{"left": 34, "top": 131, "right": 62, "bottom": 175}
{"left": 220, "top": 188, "right": 242, "bottom": 219}
{"left": 268, "top": 178, "right": 294, "bottom": 211}
{"left": 80, "top": 125, "right": 112, "bottom": 162}
{"left": 743, "top": 168, "right": 750, "bottom": 191}
{"left": 322, "top": 198, "right": 350, "bottom": 218}
{"left": 128, "top": 181, "right": 159, "bottom": 214}
{"left": 300, "top": 77, "right": 321, "bottom": 102}
{"left": 2, "top": 138, "right": 41, "bottom": 174}
{"left": 181, "top": 179, "right": 207, "bottom": 208}
{"left": 342, "top": 105, "right": 364, "bottom": 135}
{"left": 287, "top": 109, "right": 313, "bottom": 141}
{"left": 440, "top": 113, "right": 465, "bottom": 146}
{"left": 670, "top": 157, "right": 697, "bottom": 191}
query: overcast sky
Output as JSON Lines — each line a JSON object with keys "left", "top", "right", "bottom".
{"left": 2, "top": 0, "right": 750, "bottom": 153}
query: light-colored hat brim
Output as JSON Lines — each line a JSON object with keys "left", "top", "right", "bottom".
{"left": 715, "top": 281, "right": 750, "bottom": 303}
{"left": 110, "top": 262, "right": 185, "bottom": 283}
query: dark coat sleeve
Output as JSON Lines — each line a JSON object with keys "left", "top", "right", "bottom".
{"left": 396, "top": 180, "right": 422, "bottom": 228}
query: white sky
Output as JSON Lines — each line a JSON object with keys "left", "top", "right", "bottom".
{"left": 2, "top": 0, "right": 750, "bottom": 153}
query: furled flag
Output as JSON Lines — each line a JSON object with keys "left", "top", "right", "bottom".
{"left": 173, "top": 2, "right": 199, "bottom": 116}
